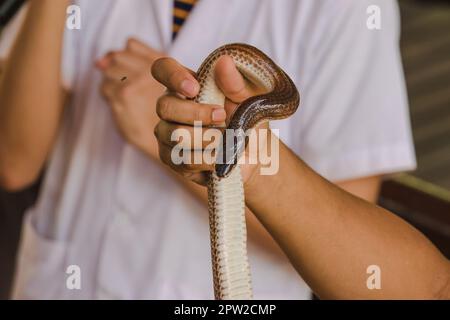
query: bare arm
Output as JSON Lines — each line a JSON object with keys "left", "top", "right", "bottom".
{"left": 0, "top": 0, "right": 69, "bottom": 191}
{"left": 337, "top": 176, "right": 382, "bottom": 203}
{"left": 245, "top": 138, "right": 450, "bottom": 300}
{"left": 151, "top": 56, "right": 450, "bottom": 299}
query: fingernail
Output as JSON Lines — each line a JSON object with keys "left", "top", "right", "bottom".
{"left": 212, "top": 108, "right": 226, "bottom": 122}
{"left": 180, "top": 79, "right": 198, "bottom": 97}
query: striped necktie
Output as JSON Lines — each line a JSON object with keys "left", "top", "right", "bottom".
{"left": 173, "top": 0, "right": 198, "bottom": 40}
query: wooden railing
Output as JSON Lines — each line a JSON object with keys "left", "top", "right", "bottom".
{"left": 379, "top": 174, "right": 450, "bottom": 258}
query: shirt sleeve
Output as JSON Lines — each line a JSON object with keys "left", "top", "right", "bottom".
{"left": 0, "top": 3, "right": 76, "bottom": 91}
{"left": 290, "top": 0, "right": 416, "bottom": 182}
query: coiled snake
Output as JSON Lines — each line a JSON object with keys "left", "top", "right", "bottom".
{"left": 195, "top": 43, "right": 300, "bottom": 299}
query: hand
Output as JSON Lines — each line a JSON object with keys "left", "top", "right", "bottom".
{"left": 97, "top": 38, "right": 166, "bottom": 159}
{"left": 151, "top": 55, "right": 270, "bottom": 185}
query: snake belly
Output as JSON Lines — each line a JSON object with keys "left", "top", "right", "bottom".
{"left": 195, "top": 43, "right": 300, "bottom": 300}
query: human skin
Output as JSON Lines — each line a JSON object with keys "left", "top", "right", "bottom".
{"left": 0, "top": 2, "right": 398, "bottom": 295}
{"left": 0, "top": 1, "right": 380, "bottom": 202}
{"left": 0, "top": 0, "right": 69, "bottom": 191}
{"left": 97, "top": 40, "right": 382, "bottom": 260}
{"left": 151, "top": 56, "right": 450, "bottom": 299}
{"left": 94, "top": 40, "right": 382, "bottom": 254}
{"left": 96, "top": 38, "right": 166, "bottom": 160}
{"left": 0, "top": 2, "right": 279, "bottom": 257}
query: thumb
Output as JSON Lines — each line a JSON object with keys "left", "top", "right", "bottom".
{"left": 214, "top": 55, "right": 254, "bottom": 104}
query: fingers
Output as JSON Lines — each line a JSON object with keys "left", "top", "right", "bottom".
{"left": 158, "top": 141, "right": 214, "bottom": 174}
{"left": 100, "top": 78, "right": 141, "bottom": 103}
{"left": 97, "top": 43, "right": 164, "bottom": 102}
{"left": 154, "top": 120, "right": 222, "bottom": 150}
{"left": 97, "top": 51, "right": 148, "bottom": 80}
{"left": 97, "top": 37, "right": 165, "bottom": 80}
{"left": 214, "top": 55, "right": 254, "bottom": 104}
{"left": 100, "top": 78, "right": 119, "bottom": 100}
{"left": 126, "top": 38, "right": 162, "bottom": 60}
{"left": 151, "top": 57, "right": 199, "bottom": 97}
{"left": 156, "top": 93, "right": 226, "bottom": 126}
{"left": 152, "top": 54, "right": 260, "bottom": 102}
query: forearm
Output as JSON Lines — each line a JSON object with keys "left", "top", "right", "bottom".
{"left": 336, "top": 175, "right": 382, "bottom": 203}
{"left": 0, "top": 0, "right": 69, "bottom": 190}
{"left": 245, "top": 135, "right": 450, "bottom": 299}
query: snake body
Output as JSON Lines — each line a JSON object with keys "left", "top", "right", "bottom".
{"left": 195, "top": 43, "right": 300, "bottom": 299}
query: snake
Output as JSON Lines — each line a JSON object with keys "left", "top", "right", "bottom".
{"left": 194, "top": 43, "right": 300, "bottom": 299}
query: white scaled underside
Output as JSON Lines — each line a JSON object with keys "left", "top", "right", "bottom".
{"left": 198, "top": 56, "right": 256, "bottom": 300}
{"left": 209, "top": 167, "right": 253, "bottom": 299}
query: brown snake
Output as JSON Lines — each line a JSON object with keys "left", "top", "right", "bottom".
{"left": 195, "top": 43, "right": 300, "bottom": 299}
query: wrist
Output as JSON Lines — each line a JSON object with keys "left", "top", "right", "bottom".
{"left": 244, "top": 130, "right": 283, "bottom": 206}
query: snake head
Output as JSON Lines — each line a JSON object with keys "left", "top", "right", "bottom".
{"left": 215, "top": 163, "right": 234, "bottom": 179}
{"left": 214, "top": 130, "right": 246, "bottom": 179}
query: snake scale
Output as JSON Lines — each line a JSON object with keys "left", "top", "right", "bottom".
{"left": 194, "top": 43, "right": 300, "bottom": 299}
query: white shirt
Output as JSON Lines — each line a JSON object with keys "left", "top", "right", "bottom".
{"left": 1, "top": 0, "right": 416, "bottom": 299}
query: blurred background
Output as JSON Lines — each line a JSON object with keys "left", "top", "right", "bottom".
{"left": 379, "top": 0, "right": 450, "bottom": 260}
{"left": 1, "top": 0, "right": 450, "bottom": 299}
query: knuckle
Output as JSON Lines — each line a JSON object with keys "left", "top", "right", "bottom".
{"left": 230, "top": 87, "right": 248, "bottom": 102}
{"left": 126, "top": 38, "right": 136, "bottom": 49}
{"left": 144, "top": 47, "right": 159, "bottom": 60}
{"left": 182, "top": 172, "right": 196, "bottom": 180}
{"left": 148, "top": 51, "right": 163, "bottom": 63}
{"left": 154, "top": 121, "right": 163, "bottom": 139}
{"left": 151, "top": 57, "right": 170, "bottom": 78}
{"left": 182, "top": 163, "right": 197, "bottom": 173}
{"left": 195, "top": 106, "right": 211, "bottom": 124}
{"left": 156, "top": 96, "right": 171, "bottom": 120}
{"left": 110, "top": 52, "right": 120, "bottom": 64}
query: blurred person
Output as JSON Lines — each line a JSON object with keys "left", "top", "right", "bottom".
{"left": 0, "top": 1, "right": 38, "bottom": 299}
{"left": 0, "top": 0, "right": 415, "bottom": 299}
